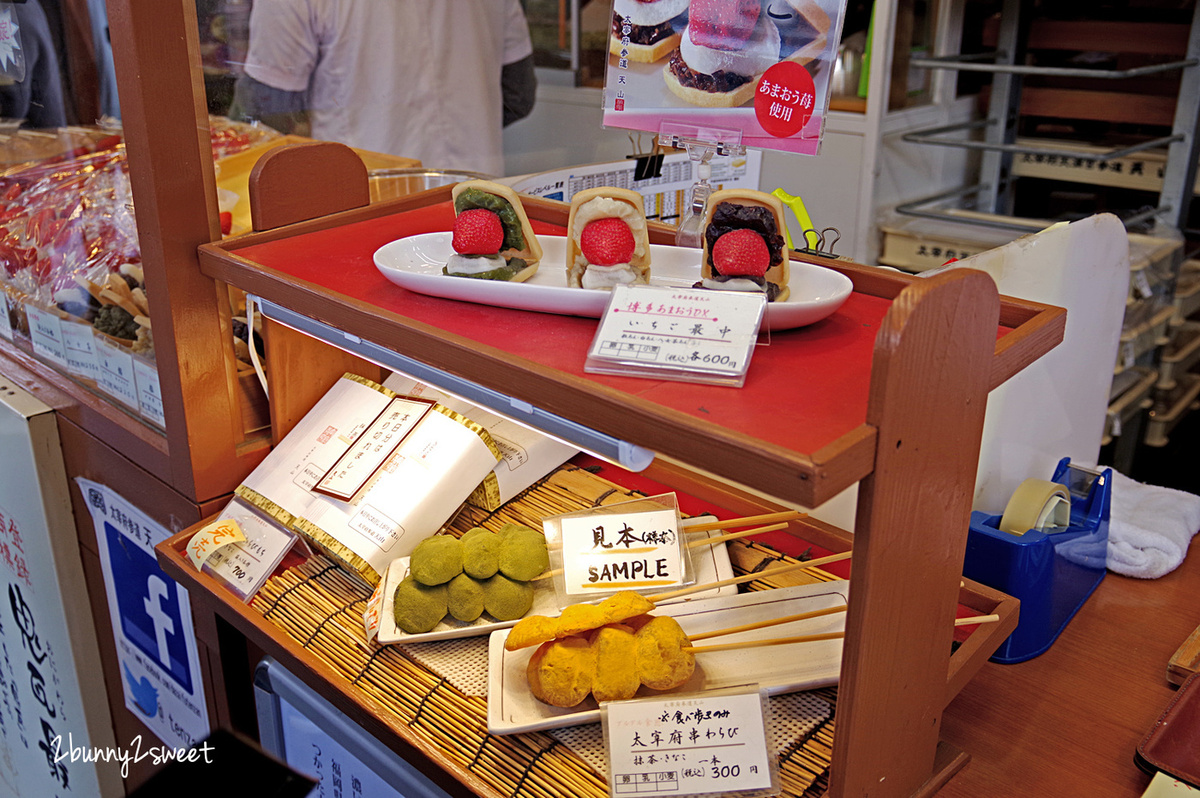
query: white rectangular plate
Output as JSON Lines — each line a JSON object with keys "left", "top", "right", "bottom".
{"left": 486, "top": 580, "right": 848, "bottom": 735}
{"left": 377, "top": 529, "right": 736, "bottom": 645}
{"left": 373, "top": 233, "right": 852, "bottom": 331}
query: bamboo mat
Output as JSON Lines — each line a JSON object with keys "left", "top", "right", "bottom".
{"left": 250, "top": 464, "right": 839, "bottom": 798}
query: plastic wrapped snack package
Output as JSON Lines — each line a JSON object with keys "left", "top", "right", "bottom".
{"left": 0, "top": 117, "right": 278, "bottom": 359}
{"left": 235, "top": 374, "right": 503, "bottom": 587}
{"left": 383, "top": 374, "right": 579, "bottom": 509}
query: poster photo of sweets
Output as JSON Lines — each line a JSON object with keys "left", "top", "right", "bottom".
{"left": 604, "top": 0, "right": 848, "bottom": 156}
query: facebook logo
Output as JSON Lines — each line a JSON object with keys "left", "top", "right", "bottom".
{"left": 103, "top": 521, "right": 194, "bottom": 693}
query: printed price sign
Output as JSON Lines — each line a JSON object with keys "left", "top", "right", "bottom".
{"left": 60, "top": 321, "right": 101, "bottom": 380}
{"left": 0, "top": 296, "right": 12, "bottom": 340}
{"left": 26, "top": 305, "right": 68, "bottom": 368}
{"left": 602, "top": 687, "right": 777, "bottom": 798}
{"left": 586, "top": 285, "right": 765, "bottom": 386}
{"left": 560, "top": 506, "right": 683, "bottom": 596}
{"left": 202, "top": 501, "right": 298, "bottom": 601}
{"left": 95, "top": 337, "right": 139, "bottom": 409}
{"left": 134, "top": 356, "right": 166, "bottom": 427}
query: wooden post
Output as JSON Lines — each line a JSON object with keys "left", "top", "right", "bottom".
{"left": 105, "top": 0, "right": 267, "bottom": 501}
{"left": 831, "top": 268, "right": 1000, "bottom": 796}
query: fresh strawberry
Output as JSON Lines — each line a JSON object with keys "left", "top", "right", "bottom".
{"left": 712, "top": 228, "right": 769, "bottom": 276}
{"left": 219, "top": 211, "right": 233, "bottom": 235}
{"left": 689, "top": 0, "right": 761, "bottom": 51}
{"left": 580, "top": 217, "right": 636, "bottom": 266}
{"left": 452, "top": 208, "right": 506, "bottom": 255}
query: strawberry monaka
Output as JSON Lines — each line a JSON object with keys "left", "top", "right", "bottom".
{"left": 445, "top": 180, "right": 542, "bottom": 283}
{"left": 697, "top": 188, "right": 790, "bottom": 302}
{"left": 566, "top": 187, "right": 651, "bottom": 290}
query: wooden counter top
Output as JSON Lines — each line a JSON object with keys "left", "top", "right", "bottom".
{"left": 940, "top": 539, "right": 1200, "bottom": 796}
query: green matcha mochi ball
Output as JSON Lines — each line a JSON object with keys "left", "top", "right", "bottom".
{"left": 393, "top": 576, "right": 448, "bottom": 634}
{"left": 409, "top": 535, "right": 463, "bottom": 586}
{"left": 482, "top": 573, "right": 534, "bottom": 621}
{"left": 462, "top": 528, "right": 502, "bottom": 579}
{"left": 446, "top": 573, "right": 487, "bottom": 623}
{"left": 497, "top": 524, "right": 550, "bottom": 581}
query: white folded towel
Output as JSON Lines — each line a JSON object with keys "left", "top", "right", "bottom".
{"left": 1107, "top": 470, "right": 1200, "bottom": 579}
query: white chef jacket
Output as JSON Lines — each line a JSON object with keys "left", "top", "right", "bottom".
{"left": 242, "top": 0, "right": 533, "bottom": 175}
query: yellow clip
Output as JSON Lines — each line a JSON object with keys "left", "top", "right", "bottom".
{"left": 771, "top": 188, "right": 815, "bottom": 251}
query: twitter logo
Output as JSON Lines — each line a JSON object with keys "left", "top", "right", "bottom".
{"left": 123, "top": 663, "right": 160, "bottom": 718}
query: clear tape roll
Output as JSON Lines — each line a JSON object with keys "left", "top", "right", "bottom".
{"left": 998, "top": 479, "right": 1072, "bottom": 536}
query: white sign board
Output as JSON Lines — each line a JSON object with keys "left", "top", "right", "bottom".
{"left": 0, "top": 377, "right": 120, "bottom": 796}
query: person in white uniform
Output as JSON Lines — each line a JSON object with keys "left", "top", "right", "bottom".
{"left": 231, "top": 0, "right": 536, "bottom": 176}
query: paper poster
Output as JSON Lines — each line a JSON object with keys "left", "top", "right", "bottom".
{"left": 603, "top": 0, "right": 848, "bottom": 156}
{"left": 0, "top": 4, "right": 27, "bottom": 83}
{"left": 508, "top": 150, "right": 762, "bottom": 226}
{"left": 77, "top": 479, "right": 210, "bottom": 750}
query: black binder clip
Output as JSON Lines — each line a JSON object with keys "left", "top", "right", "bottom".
{"left": 629, "top": 134, "right": 665, "bottom": 181}
{"left": 797, "top": 227, "right": 842, "bottom": 259}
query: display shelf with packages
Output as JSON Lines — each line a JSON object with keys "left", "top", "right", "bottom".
{"left": 1174, "top": 260, "right": 1200, "bottom": 324}
{"left": 1105, "top": 366, "right": 1160, "bottom": 447}
{"left": 1115, "top": 301, "right": 1176, "bottom": 374}
{"left": 0, "top": 118, "right": 282, "bottom": 430}
{"left": 171, "top": 143, "right": 1066, "bottom": 798}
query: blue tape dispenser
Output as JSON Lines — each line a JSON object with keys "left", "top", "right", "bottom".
{"left": 962, "top": 457, "right": 1111, "bottom": 663}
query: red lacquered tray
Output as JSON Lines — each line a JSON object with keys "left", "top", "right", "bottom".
{"left": 198, "top": 186, "right": 1062, "bottom": 508}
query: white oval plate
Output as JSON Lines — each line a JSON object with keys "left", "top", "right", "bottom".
{"left": 486, "top": 580, "right": 848, "bottom": 735}
{"left": 374, "top": 233, "right": 852, "bottom": 331}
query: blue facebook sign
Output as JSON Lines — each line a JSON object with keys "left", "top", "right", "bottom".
{"left": 103, "top": 521, "right": 194, "bottom": 693}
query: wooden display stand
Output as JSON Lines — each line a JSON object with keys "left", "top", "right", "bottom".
{"left": 148, "top": 141, "right": 1067, "bottom": 798}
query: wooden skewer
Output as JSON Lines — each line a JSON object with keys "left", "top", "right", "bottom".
{"left": 686, "top": 521, "right": 789, "bottom": 548}
{"left": 685, "top": 613, "right": 1001, "bottom": 653}
{"left": 685, "top": 631, "right": 846, "bottom": 653}
{"left": 688, "top": 603, "right": 848, "bottom": 642}
{"left": 649, "top": 550, "right": 852, "bottom": 603}
{"left": 954, "top": 613, "right": 1001, "bottom": 626}
{"left": 681, "top": 509, "right": 806, "bottom": 533}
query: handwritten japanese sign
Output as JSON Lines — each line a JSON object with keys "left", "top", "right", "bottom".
{"left": 586, "top": 285, "right": 764, "bottom": 386}
{"left": 186, "top": 518, "right": 246, "bottom": 570}
{"left": 0, "top": 385, "right": 114, "bottom": 795}
{"left": 560, "top": 506, "right": 684, "bottom": 596}
{"left": 603, "top": 687, "right": 776, "bottom": 798}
